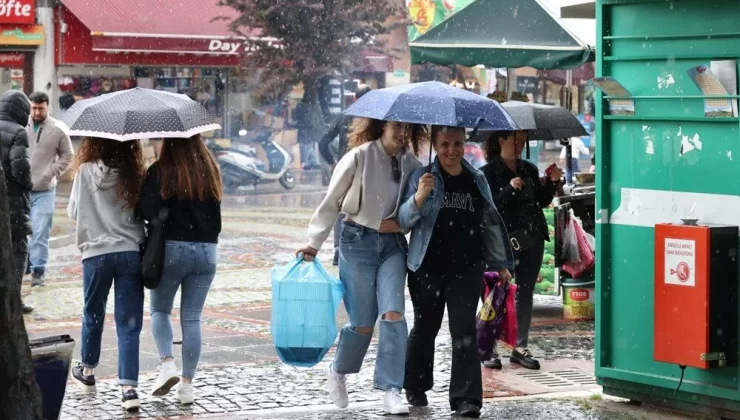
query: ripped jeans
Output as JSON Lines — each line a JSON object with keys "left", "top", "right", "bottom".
{"left": 334, "top": 220, "right": 408, "bottom": 390}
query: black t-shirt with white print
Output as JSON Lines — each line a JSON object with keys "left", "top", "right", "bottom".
{"left": 421, "top": 167, "right": 484, "bottom": 273}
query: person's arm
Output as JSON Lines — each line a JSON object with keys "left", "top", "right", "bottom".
{"left": 318, "top": 118, "right": 342, "bottom": 165}
{"left": 399, "top": 167, "right": 431, "bottom": 231}
{"left": 66, "top": 168, "right": 81, "bottom": 220}
{"left": 52, "top": 129, "right": 74, "bottom": 178}
{"left": 306, "top": 149, "right": 359, "bottom": 250}
{"left": 532, "top": 164, "right": 558, "bottom": 207}
{"left": 10, "top": 130, "right": 32, "bottom": 191}
{"left": 484, "top": 165, "right": 518, "bottom": 209}
{"left": 139, "top": 165, "right": 163, "bottom": 222}
{"left": 481, "top": 192, "right": 515, "bottom": 271}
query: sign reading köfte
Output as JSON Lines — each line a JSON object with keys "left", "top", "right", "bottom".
{"left": 664, "top": 238, "right": 696, "bottom": 287}
{"left": 0, "top": 0, "right": 35, "bottom": 25}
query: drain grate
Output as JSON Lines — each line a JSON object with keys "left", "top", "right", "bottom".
{"left": 515, "top": 369, "right": 597, "bottom": 389}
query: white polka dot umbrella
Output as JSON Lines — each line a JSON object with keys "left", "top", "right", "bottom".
{"left": 61, "top": 88, "right": 221, "bottom": 141}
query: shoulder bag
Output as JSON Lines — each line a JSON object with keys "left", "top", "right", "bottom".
{"left": 339, "top": 149, "right": 365, "bottom": 215}
{"left": 141, "top": 205, "right": 169, "bottom": 289}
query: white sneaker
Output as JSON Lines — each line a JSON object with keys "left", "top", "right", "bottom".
{"left": 383, "top": 388, "right": 409, "bottom": 415}
{"left": 326, "top": 365, "right": 349, "bottom": 409}
{"left": 151, "top": 362, "right": 180, "bottom": 397}
{"left": 177, "top": 383, "right": 195, "bottom": 405}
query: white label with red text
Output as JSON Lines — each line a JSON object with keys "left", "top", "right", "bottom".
{"left": 665, "top": 238, "right": 696, "bottom": 287}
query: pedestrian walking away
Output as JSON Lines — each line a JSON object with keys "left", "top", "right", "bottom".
{"left": 399, "top": 125, "right": 514, "bottom": 418}
{"left": 317, "top": 85, "right": 372, "bottom": 265}
{"left": 67, "top": 137, "right": 146, "bottom": 411}
{"left": 480, "top": 130, "right": 562, "bottom": 370}
{"left": 27, "top": 91, "right": 74, "bottom": 286}
{"left": 296, "top": 117, "right": 426, "bottom": 415}
{"left": 0, "top": 90, "right": 35, "bottom": 314}
{"left": 140, "top": 135, "right": 222, "bottom": 406}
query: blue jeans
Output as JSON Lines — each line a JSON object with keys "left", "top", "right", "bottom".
{"left": 334, "top": 221, "right": 408, "bottom": 390}
{"left": 81, "top": 251, "right": 144, "bottom": 386}
{"left": 150, "top": 241, "right": 217, "bottom": 380}
{"left": 30, "top": 188, "right": 55, "bottom": 274}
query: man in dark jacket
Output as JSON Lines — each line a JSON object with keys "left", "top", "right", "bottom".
{"left": 0, "top": 90, "right": 34, "bottom": 313}
{"left": 317, "top": 85, "right": 372, "bottom": 167}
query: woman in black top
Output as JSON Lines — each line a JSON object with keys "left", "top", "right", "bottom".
{"left": 480, "top": 130, "right": 562, "bottom": 371}
{"left": 139, "top": 135, "right": 222, "bottom": 405}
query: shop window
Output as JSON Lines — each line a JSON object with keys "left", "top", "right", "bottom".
{"left": 57, "top": 76, "right": 138, "bottom": 116}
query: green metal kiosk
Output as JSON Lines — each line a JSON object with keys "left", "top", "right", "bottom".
{"left": 596, "top": 1, "right": 740, "bottom": 417}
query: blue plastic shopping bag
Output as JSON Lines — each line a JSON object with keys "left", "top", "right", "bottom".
{"left": 271, "top": 257, "right": 344, "bottom": 367}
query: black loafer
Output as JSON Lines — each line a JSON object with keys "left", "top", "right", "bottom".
{"left": 22, "top": 302, "right": 34, "bottom": 314}
{"left": 455, "top": 400, "right": 481, "bottom": 418}
{"left": 483, "top": 358, "right": 502, "bottom": 370}
{"left": 510, "top": 349, "right": 540, "bottom": 370}
{"left": 406, "top": 390, "right": 428, "bottom": 407}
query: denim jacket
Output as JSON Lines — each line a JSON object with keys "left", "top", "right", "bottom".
{"left": 399, "top": 158, "right": 515, "bottom": 273}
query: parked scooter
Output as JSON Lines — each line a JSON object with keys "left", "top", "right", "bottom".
{"left": 208, "top": 129, "right": 295, "bottom": 193}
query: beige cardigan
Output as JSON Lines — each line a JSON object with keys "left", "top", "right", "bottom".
{"left": 307, "top": 139, "right": 421, "bottom": 250}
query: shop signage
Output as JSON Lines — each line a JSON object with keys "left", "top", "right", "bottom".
{"left": 0, "top": 0, "right": 34, "bottom": 25}
{"left": 0, "top": 52, "right": 24, "bottom": 67}
{"left": 0, "top": 24, "right": 43, "bottom": 45}
{"left": 92, "top": 36, "right": 278, "bottom": 55}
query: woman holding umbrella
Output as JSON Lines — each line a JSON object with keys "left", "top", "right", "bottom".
{"left": 296, "top": 117, "right": 426, "bottom": 415}
{"left": 480, "top": 130, "right": 562, "bottom": 371}
{"left": 399, "top": 126, "right": 514, "bottom": 418}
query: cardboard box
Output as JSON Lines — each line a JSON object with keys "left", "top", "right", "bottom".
{"left": 289, "top": 144, "right": 302, "bottom": 170}
{"left": 214, "top": 138, "right": 231, "bottom": 148}
{"left": 281, "top": 129, "right": 298, "bottom": 146}
{"left": 271, "top": 116, "right": 285, "bottom": 130}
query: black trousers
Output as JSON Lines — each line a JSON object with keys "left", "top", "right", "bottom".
{"left": 405, "top": 264, "right": 484, "bottom": 409}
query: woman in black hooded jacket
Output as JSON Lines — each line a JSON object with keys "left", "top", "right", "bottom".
{"left": 0, "top": 90, "right": 34, "bottom": 313}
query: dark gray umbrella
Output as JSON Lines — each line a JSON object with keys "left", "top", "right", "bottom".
{"left": 467, "top": 102, "right": 588, "bottom": 143}
{"left": 62, "top": 88, "right": 221, "bottom": 141}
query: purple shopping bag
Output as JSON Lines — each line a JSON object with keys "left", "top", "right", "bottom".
{"left": 476, "top": 272, "right": 508, "bottom": 361}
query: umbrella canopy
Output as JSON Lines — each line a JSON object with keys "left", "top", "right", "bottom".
{"left": 409, "top": 0, "right": 594, "bottom": 69}
{"left": 62, "top": 88, "right": 221, "bottom": 141}
{"left": 468, "top": 102, "right": 588, "bottom": 142}
{"left": 343, "top": 81, "right": 518, "bottom": 131}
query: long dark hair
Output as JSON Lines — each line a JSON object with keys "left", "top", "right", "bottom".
{"left": 346, "top": 118, "right": 428, "bottom": 155}
{"left": 484, "top": 130, "right": 514, "bottom": 162}
{"left": 75, "top": 137, "right": 145, "bottom": 209}
{"left": 158, "top": 135, "right": 223, "bottom": 201}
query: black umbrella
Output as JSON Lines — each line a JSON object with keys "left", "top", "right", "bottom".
{"left": 62, "top": 88, "right": 221, "bottom": 141}
{"left": 467, "top": 102, "right": 588, "bottom": 143}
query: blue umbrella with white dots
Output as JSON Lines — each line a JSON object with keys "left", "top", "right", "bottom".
{"left": 61, "top": 88, "right": 221, "bottom": 141}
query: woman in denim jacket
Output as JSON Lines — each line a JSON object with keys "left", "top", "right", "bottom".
{"left": 296, "top": 118, "right": 426, "bottom": 415}
{"left": 399, "top": 126, "right": 514, "bottom": 418}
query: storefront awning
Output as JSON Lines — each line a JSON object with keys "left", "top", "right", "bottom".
{"left": 60, "top": 0, "right": 267, "bottom": 55}
{"left": 409, "top": 0, "right": 594, "bottom": 70}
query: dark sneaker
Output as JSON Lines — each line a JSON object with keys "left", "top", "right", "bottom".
{"left": 71, "top": 364, "right": 96, "bottom": 393}
{"left": 121, "top": 389, "right": 140, "bottom": 411}
{"left": 483, "top": 358, "right": 502, "bottom": 370}
{"left": 455, "top": 400, "right": 481, "bottom": 418}
{"left": 31, "top": 272, "right": 45, "bottom": 287}
{"left": 406, "top": 390, "right": 428, "bottom": 407}
{"left": 510, "top": 349, "right": 540, "bottom": 370}
{"left": 21, "top": 301, "right": 34, "bottom": 314}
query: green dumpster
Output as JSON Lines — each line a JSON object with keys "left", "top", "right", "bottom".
{"left": 595, "top": 0, "right": 740, "bottom": 417}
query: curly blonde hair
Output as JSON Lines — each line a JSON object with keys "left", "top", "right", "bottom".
{"left": 346, "top": 118, "right": 428, "bottom": 155}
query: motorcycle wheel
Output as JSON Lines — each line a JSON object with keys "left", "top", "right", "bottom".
{"left": 279, "top": 170, "right": 296, "bottom": 190}
{"left": 222, "top": 176, "right": 239, "bottom": 194}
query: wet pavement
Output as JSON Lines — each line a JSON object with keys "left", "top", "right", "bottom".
{"left": 26, "top": 177, "right": 605, "bottom": 419}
